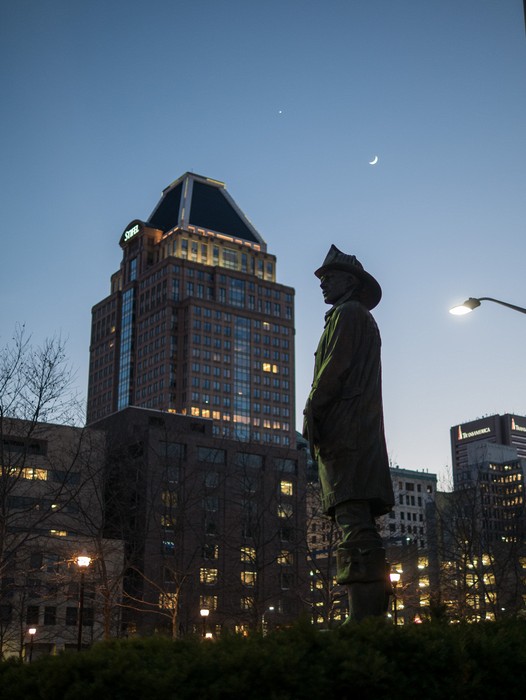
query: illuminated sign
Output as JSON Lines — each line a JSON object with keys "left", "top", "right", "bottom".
{"left": 511, "top": 418, "right": 526, "bottom": 433}
{"left": 123, "top": 224, "right": 140, "bottom": 242}
{"left": 457, "top": 425, "right": 491, "bottom": 440}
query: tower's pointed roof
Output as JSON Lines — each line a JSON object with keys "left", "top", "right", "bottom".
{"left": 147, "top": 172, "right": 265, "bottom": 248}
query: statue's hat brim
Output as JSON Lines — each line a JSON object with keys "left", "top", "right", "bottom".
{"left": 315, "top": 245, "right": 382, "bottom": 310}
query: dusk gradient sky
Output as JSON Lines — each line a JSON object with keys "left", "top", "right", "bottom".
{"left": 2, "top": 0, "right": 526, "bottom": 487}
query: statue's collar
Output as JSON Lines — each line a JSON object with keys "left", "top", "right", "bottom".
{"left": 324, "top": 289, "right": 357, "bottom": 323}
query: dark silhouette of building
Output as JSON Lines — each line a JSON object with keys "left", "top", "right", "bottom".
{"left": 91, "top": 407, "right": 308, "bottom": 636}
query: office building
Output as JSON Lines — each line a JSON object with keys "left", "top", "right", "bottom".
{"left": 91, "top": 407, "right": 308, "bottom": 636}
{"left": 432, "top": 414, "right": 526, "bottom": 620}
{"left": 451, "top": 414, "right": 526, "bottom": 488}
{"left": 381, "top": 466, "right": 437, "bottom": 550}
{"left": 0, "top": 419, "right": 124, "bottom": 657}
{"left": 450, "top": 414, "right": 526, "bottom": 543}
{"left": 87, "top": 172, "right": 296, "bottom": 448}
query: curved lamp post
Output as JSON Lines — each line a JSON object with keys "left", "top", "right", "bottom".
{"left": 449, "top": 297, "right": 526, "bottom": 316}
{"left": 200, "top": 607, "right": 209, "bottom": 639}
{"left": 389, "top": 572, "right": 401, "bottom": 625}
{"left": 262, "top": 605, "right": 275, "bottom": 636}
{"left": 27, "top": 627, "right": 36, "bottom": 662}
{"left": 76, "top": 553, "right": 92, "bottom": 651}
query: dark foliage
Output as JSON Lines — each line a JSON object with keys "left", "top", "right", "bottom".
{"left": 1, "top": 619, "right": 526, "bottom": 700}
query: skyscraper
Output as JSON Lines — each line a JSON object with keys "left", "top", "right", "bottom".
{"left": 87, "top": 173, "right": 295, "bottom": 447}
{"left": 451, "top": 414, "right": 526, "bottom": 489}
{"left": 450, "top": 414, "right": 526, "bottom": 544}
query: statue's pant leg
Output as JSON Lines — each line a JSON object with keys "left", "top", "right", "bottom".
{"left": 334, "top": 501, "right": 391, "bottom": 622}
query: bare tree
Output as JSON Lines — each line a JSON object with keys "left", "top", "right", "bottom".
{"left": 0, "top": 327, "right": 112, "bottom": 656}
{"left": 303, "top": 479, "right": 346, "bottom": 629}
{"left": 0, "top": 325, "right": 81, "bottom": 427}
{"left": 431, "top": 469, "right": 526, "bottom": 621}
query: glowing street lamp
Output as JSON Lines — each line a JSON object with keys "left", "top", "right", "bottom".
{"left": 27, "top": 627, "right": 36, "bottom": 662}
{"left": 262, "top": 605, "right": 275, "bottom": 636}
{"left": 75, "top": 552, "right": 92, "bottom": 651}
{"left": 390, "top": 571, "right": 401, "bottom": 625}
{"left": 200, "top": 608, "right": 210, "bottom": 638}
{"left": 449, "top": 297, "right": 526, "bottom": 316}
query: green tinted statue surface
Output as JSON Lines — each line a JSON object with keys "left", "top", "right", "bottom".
{"left": 303, "top": 245, "right": 394, "bottom": 622}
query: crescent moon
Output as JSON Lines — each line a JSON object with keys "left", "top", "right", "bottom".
{"left": 369, "top": 156, "right": 379, "bottom": 165}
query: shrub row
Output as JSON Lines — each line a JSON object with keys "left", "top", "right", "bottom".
{"left": 1, "top": 619, "right": 526, "bottom": 700}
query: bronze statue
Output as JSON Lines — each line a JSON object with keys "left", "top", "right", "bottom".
{"left": 303, "top": 245, "right": 394, "bottom": 622}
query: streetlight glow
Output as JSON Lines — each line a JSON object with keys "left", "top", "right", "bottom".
{"left": 200, "top": 608, "right": 210, "bottom": 639}
{"left": 449, "top": 298, "right": 481, "bottom": 315}
{"left": 390, "top": 571, "right": 402, "bottom": 625}
{"left": 449, "top": 296, "right": 526, "bottom": 316}
{"left": 27, "top": 627, "right": 36, "bottom": 663}
{"left": 76, "top": 552, "right": 92, "bottom": 651}
{"left": 76, "top": 554, "right": 92, "bottom": 568}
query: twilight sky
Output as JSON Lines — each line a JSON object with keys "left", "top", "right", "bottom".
{"left": 2, "top": 0, "right": 525, "bottom": 487}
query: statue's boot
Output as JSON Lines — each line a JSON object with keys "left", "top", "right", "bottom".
{"left": 336, "top": 545, "right": 391, "bottom": 624}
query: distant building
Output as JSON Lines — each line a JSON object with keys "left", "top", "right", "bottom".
{"left": 303, "top": 447, "right": 439, "bottom": 626}
{"left": 87, "top": 172, "right": 296, "bottom": 450}
{"left": 91, "top": 407, "right": 308, "bottom": 637}
{"left": 426, "top": 415, "right": 526, "bottom": 621}
{"left": 380, "top": 466, "right": 437, "bottom": 550}
{"left": 377, "top": 467, "right": 438, "bottom": 624}
{"left": 0, "top": 419, "right": 124, "bottom": 658}
{"left": 451, "top": 414, "right": 526, "bottom": 489}
{"left": 450, "top": 414, "right": 526, "bottom": 545}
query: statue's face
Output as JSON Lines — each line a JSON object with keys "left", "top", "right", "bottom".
{"left": 320, "top": 271, "right": 357, "bottom": 305}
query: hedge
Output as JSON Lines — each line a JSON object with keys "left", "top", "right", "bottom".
{"left": 1, "top": 619, "right": 526, "bottom": 700}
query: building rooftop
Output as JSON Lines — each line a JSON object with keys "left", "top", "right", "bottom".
{"left": 147, "top": 172, "right": 265, "bottom": 246}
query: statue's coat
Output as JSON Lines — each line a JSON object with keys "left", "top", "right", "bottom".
{"left": 303, "top": 294, "right": 394, "bottom": 517}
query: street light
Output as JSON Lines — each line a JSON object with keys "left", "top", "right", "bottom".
{"left": 262, "top": 605, "right": 275, "bottom": 636}
{"left": 390, "top": 572, "right": 401, "bottom": 625}
{"left": 449, "top": 297, "right": 526, "bottom": 316}
{"left": 27, "top": 627, "right": 36, "bottom": 663}
{"left": 200, "top": 608, "right": 210, "bottom": 638}
{"left": 75, "top": 552, "right": 92, "bottom": 651}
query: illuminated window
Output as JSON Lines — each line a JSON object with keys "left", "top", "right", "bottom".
{"left": 200, "top": 568, "right": 218, "bottom": 585}
{"left": 200, "top": 595, "right": 218, "bottom": 611}
{"left": 278, "top": 550, "right": 293, "bottom": 566}
{"left": 241, "top": 546, "right": 256, "bottom": 563}
{"left": 241, "top": 596, "right": 254, "bottom": 611}
{"left": 280, "top": 480, "right": 293, "bottom": 496}
{"left": 203, "top": 544, "right": 219, "bottom": 560}
{"left": 21, "top": 468, "right": 48, "bottom": 481}
{"left": 159, "top": 593, "right": 178, "bottom": 609}
{"left": 49, "top": 530, "right": 67, "bottom": 537}
{"left": 241, "top": 571, "right": 257, "bottom": 587}
{"left": 278, "top": 503, "right": 293, "bottom": 518}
